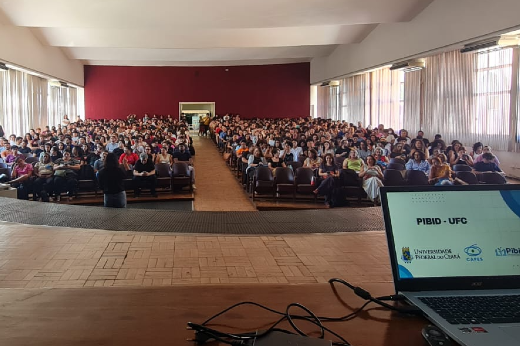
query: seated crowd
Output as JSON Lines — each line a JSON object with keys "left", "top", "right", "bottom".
{"left": 210, "top": 116, "right": 505, "bottom": 207}
{"left": 0, "top": 114, "right": 196, "bottom": 203}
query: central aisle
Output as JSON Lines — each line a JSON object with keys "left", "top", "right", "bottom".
{"left": 191, "top": 136, "right": 256, "bottom": 211}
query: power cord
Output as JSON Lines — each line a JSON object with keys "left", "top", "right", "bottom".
{"left": 328, "top": 278, "right": 422, "bottom": 315}
{"left": 187, "top": 277, "right": 421, "bottom": 345}
{"left": 188, "top": 301, "right": 354, "bottom": 346}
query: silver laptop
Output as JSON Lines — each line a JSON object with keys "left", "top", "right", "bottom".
{"left": 380, "top": 185, "right": 520, "bottom": 346}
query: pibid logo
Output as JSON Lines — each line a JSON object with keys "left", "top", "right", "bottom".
{"left": 416, "top": 217, "right": 468, "bottom": 225}
{"left": 495, "top": 247, "right": 520, "bottom": 256}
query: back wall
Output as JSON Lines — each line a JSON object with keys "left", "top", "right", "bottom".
{"left": 84, "top": 63, "right": 310, "bottom": 119}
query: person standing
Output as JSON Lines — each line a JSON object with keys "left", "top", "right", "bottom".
{"left": 98, "top": 153, "right": 127, "bottom": 208}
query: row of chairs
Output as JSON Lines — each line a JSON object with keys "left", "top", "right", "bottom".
{"left": 251, "top": 166, "right": 316, "bottom": 202}
{"left": 383, "top": 168, "right": 507, "bottom": 186}
{"left": 1, "top": 162, "right": 194, "bottom": 197}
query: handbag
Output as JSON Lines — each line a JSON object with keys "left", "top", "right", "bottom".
{"left": 54, "top": 170, "right": 66, "bottom": 177}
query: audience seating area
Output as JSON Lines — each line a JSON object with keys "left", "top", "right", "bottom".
{"left": 0, "top": 114, "right": 512, "bottom": 208}
{"left": 0, "top": 116, "right": 194, "bottom": 202}
{"left": 210, "top": 115, "right": 510, "bottom": 208}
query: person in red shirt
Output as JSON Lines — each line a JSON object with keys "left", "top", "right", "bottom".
{"left": 119, "top": 146, "right": 139, "bottom": 170}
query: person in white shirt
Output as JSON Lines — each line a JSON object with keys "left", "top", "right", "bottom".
{"left": 62, "top": 115, "right": 70, "bottom": 126}
{"left": 106, "top": 136, "right": 119, "bottom": 153}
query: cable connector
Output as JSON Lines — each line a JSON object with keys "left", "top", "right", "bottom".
{"left": 187, "top": 330, "right": 216, "bottom": 344}
{"left": 353, "top": 286, "right": 372, "bottom": 300}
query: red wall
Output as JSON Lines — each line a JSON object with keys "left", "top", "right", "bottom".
{"left": 84, "top": 63, "right": 310, "bottom": 119}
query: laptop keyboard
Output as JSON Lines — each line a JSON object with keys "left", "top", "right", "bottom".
{"left": 419, "top": 295, "right": 520, "bottom": 325}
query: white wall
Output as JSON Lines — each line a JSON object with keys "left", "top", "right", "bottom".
{"left": 311, "top": 0, "right": 520, "bottom": 83}
{"left": 494, "top": 150, "right": 520, "bottom": 179}
{"left": 0, "top": 16, "right": 83, "bottom": 86}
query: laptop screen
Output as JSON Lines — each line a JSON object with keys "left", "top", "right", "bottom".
{"left": 384, "top": 188, "right": 520, "bottom": 280}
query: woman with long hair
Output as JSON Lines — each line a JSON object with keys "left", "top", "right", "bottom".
{"left": 303, "top": 149, "right": 322, "bottom": 170}
{"left": 470, "top": 142, "right": 484, "bottom": 160}
{"left": 97, "top": 152, "right": 127, "bottom": 208}
{"left": 313, "top": 153, "right": 340, "bottom": 207}
{"left": 410, "top": 139, "right": 429, "bottom": 160}
{"left": 405, "top": 151, "right": 431, "bottom": 174}
{"left": 359, "top": 155, "right": 384, "bottom": 203}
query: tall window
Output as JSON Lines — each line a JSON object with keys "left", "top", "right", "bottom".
{"left": 473, "top": 49, "right": 513, "bottom": 136}
{"left": 329, "top": 85, "right": 340, "bottom": 120}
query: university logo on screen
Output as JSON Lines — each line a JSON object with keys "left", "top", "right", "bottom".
{"left": 401, "top": 247, "right": 460, "bottom": 262}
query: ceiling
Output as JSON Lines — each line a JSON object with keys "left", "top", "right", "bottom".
{"left": 0, "top": 0, "right": 433, "bottom": 66}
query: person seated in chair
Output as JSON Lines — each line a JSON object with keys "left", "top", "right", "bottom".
{"left": 119, "top": 146, "right": 139, "bottom": 170}
{"left": 19, "top": 140, "right": 32, "bottom": 155}
{"left": 33, "top": 152, "right": 55, "bottom": 201}
{"left": 6, "top": 156, "right": 33, "bottom": 200}
{"left": 313, "top": 153, "right": 340, "bottom": 207}
{"left": 133, "top": 153, "right": 157, "bottom": 197}
{"left": 173, "top": 143, "right": 195, "bottom": 189}
{"left": 405, "top": 151, "right": 431, "bottom": 175}
{"left": 4, "top": 146, "right": 24, "bottom": 165}
{"left": 53, "top": 151, "right": 81, "bottom": 201}
{"left": 429, "top": 156, "right": 453, "bottom": 186}
{"left": 473, "top": 153, "right": 504, "bottom": 175}
{"left": 342, "top": 150, "right": 364, "bottom": 173}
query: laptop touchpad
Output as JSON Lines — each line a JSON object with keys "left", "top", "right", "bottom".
{"left": 499, "top": 326, "right": 520, "bottom": 340}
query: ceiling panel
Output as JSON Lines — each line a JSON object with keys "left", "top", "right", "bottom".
{"left": 0, "top": 0, "right": 433, "bottom": 66}
{"left": 65, "top": 45, "right": 336, "bottom": 61}
{"left": 1, "top": 0, "right": 433, "bottom": 28}
{"left": 34, "top": 25, "right": 376, "bottom": 49}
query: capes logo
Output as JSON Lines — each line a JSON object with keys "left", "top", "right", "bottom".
{"left": 495, "top": 247, "right": 520, "bottom": 257}
{"left": 464, "top": 244, "right": 483, "bottom": 262}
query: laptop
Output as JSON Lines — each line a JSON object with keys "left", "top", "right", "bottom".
{"left": 380, "top": 185, "right": 520, "bottom": 346}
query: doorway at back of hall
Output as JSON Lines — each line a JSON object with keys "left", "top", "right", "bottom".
{"left": 179, "top": 102, "right": 215, "bottom": 134}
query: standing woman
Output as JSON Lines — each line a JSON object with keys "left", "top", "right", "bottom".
{"left": 98, "top": 153, "right": 127, "bottom": 208}
{"left": 359, "top": 155, "right": 384, "bottom": 203}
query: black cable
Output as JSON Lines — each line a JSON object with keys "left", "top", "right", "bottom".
{"left": 328, "top": 278, "right": 422, "bottom": 315}
{"left": 190, "top": 277, "right": 411, "bottom": 345}
{"left": 192, "top": 301, "right": 355, "bottom": 346}
{"left": 286, "top": 303, "right": 324, "bottom": 338}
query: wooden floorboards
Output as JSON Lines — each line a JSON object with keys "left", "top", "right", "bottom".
{"left": 192, "top": 136, "right": 256, "bottom": 211}
{"left": 0, "top": 222, "right": 392, "bottom": 288}
{"left": 0, "top": 134, "right": 392, "bottom": 289}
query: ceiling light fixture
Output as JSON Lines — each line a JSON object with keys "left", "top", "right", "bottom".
{"left": 320, "top": 80, "right": 340, "bottom": 87}
{"left": 390, "top": 59, "right": 425, "bottom": 72}
{"left": 460, "top": 34, "right": 520, "bottom": 53}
